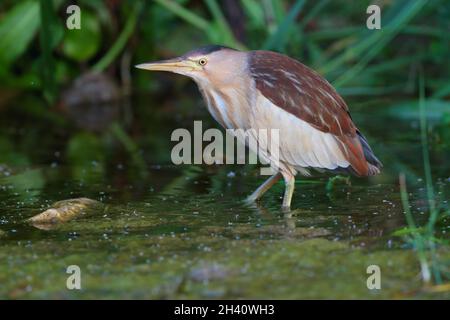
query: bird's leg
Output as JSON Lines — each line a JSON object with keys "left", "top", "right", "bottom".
{"left": 246, "top": 172, "right": 282, "bottom": 203}
{"left": 281, "top": 174, "right": 295, "bottom": 210}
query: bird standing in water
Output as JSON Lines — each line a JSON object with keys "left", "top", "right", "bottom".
{"left": 136, "top": 45, "right": 382, "bottom": 209}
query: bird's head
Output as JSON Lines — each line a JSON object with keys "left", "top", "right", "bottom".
{"left": 136, "top": 45, "right": 247, "bottom": 87}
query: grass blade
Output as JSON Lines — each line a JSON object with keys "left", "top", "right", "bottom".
{"left": 320, "top": 0, "right": 427, "bottom": 78}
{"left": 332, "top": 0, "right": 428, "bottom": 87}
{"left": 93, "top": 1, "right": 142, "bottom": 72}
{"left": 301, "top": 0, "right": 329, "bottom": 27}
{"left": 39, "top": 0, "right": 63, "bottom": 103}
{"left": 399, "top": 173, "right": 431, "bottom": 284}
{"left": 154, "top": 0, "right": 210, "bottom": 31}
{"left": 204, "top": 0, "right": 240, "bottom": 47}
{"left": 263, "top": 0, "right": 306, "bottom": 51}
{"left": 419, "top": 69, "right": 442, "bottom": 284}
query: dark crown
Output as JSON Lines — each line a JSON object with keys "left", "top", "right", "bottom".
{"left": 183, "top": 45, "right": 236, "bottom": 58}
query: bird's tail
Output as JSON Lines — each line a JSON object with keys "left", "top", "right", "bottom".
{"left": 357, "top": 131, "right": 382, "bottom": 175}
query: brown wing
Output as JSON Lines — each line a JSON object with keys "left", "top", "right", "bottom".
{"left": 249, "top": 50, "right": 370, "bottom": 176}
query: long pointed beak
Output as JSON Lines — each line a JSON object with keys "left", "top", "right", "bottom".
{"left": 135, "top": 58, "right": 198, "bottom": 73}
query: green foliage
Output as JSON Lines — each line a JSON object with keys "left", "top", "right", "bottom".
{"left": 39, "top": 0, "right": 64, "bottom": 103}
{"left": 0, "top": 0, "right": 40, "bottom": 76}
{"left": 92, "top": 1, "right": 142, "bottom": 72}
{"left": 322, "top": 0, "right": 428, "bottom": 82}
{"left": 61, "top": 11, "right": 101, "bottom": 62}
{"left": 396, "top": 74, "right": 448, "bottom": 285}
{"left": 263, "top": 0, "right": 306, "bottom": 51}
{"left": 0, "top": 0, "right": 447, "bottom": 99}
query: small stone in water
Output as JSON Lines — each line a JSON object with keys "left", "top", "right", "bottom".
{"left": 27, "top": 198, "right": 103, "bottom": 225}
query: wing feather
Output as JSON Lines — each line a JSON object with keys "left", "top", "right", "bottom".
{"left": 249, "top": 50, "right": 378, "bottom": 176}
{"left": 253, "top": 94, "right": 352, "bottom": 174}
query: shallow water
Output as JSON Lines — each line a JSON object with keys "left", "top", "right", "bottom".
{"left": 0, "top": 93, "right": 448, "bottom": 299}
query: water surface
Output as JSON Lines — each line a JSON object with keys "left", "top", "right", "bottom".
{"left": 0, "top": 94, "right": 448, "bottom": 299}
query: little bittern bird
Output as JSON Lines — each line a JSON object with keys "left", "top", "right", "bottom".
{"left": 137, "top": 45, "right": 382, "bottom": 209}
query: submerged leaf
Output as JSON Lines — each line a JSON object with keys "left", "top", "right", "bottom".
{"left": 27, "top": 198, "right": 103, "bottom": 225}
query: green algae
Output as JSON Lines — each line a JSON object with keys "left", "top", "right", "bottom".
{"left": 1, "top": 234, "right": 448, "bottom": 299}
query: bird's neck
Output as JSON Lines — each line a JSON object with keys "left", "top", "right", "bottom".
{"left": 197, "top": 79, "right": 253, "bottom": 131}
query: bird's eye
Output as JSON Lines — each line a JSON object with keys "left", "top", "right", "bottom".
{"left": 198, "top": 58, "right": 207, "bottom": 66}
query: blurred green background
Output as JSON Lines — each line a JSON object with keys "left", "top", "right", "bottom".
{"left": 0, "top": 0, "right": 449, "bottom": 174}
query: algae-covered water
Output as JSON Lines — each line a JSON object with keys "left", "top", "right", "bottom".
{"left": 0, "top": 94, "right": 448, "bottom": 299}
